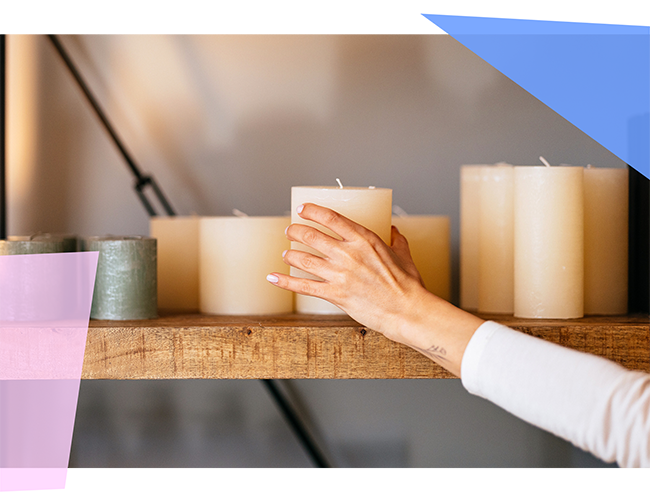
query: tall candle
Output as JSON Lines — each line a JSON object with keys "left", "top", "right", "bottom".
{"left": 392, "top": 215, "right": 451, "bottom": 301}
{"left": 200, "top": 216, "right": 292, "bottom": 315}
{"left": 460, "top": 165, "right": 483, "bottom": 310}
{"left": 514, "top": 166, "right": 584, "bottom": 319}
{"left": 85, "top": 236, "right": 158, "bottom": 320}
{"left": 291, "top": 186, "right": 392, "bottom": 314}
{"left": 150, "top": 216, "right": 200, "bottom": 312}
{"left": 583, "top": 167, "right": 628, "bottom": 315}
{"left": 478, "top": 165, "right": 514, "bottom": 314}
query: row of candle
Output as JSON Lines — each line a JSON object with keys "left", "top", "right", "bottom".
{"left": 0, "top": 187, "right": 451, "bottom": 319}
{"left": 153, "top": 185, "right": 451, "bottom": 315}
{"left": 460, "top": 163, "right": 628, "bottom": 318}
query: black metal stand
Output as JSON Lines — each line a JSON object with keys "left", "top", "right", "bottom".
{"left": 47, "top": 35, "right": 175, "bottom": 218}
{"left": 47, "top": 35, "right": 330, "bottom": 467}
{"left": 261, "top": 379, "right": 330, "bottom": 468}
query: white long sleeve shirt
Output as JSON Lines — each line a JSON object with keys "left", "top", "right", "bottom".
{"left": 461, "top": 320, "right": 650, "bottom": 467}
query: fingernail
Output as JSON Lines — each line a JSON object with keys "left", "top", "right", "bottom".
{"left": 282, "top": 250, "right": 288, "bottom": 258}
{"left": 296, "top": 204, "right": 304, "bottom": 214}
{"left": 285, "top": 225, "right": 290, "bottom": 235}
{"left": 266, "top": 274, "right": 279, "bottom": 284}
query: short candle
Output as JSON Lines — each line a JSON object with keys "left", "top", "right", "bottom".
{"left": 391, "top": 214, "right": 451, "bottom": 301}
{"left": 200, "top": 216, "right": 292, "bottom": 315}
{"left": 85, "top": 236, "right": 158, "bottom": 320}
{"left": 150, "top": 216, "right": 200, "bottom": 312}
{"left": 1, "top": 234, "right": 74, "bottom": 255}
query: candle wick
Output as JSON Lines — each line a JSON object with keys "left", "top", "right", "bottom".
{"left": 539, "top": 156, "right": 551, "bottom": 168}
{"left": 336, "top": 178, "right": 344, "bottom": 189}
{"left": 392, "top": 205, "right": 409, "bottom": 217}
{"left": 232, "top": 209, "right": 249, "bottom": 217}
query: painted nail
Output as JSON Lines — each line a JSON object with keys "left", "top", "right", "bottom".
{"left": 282, "top": 250, "right": 288, "bottom": 258}
{"left": 266, "top": 274, "right": 279, "bottom": 284}
{"left": 296, "top": 204, "right": 304, "bottom": 214}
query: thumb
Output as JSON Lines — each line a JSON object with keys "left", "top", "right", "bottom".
{"left": 391, "top": 226, "right": 410, "bottom": 258}
{"left": 390, "top": 226, "right": 424, "bottom": 286}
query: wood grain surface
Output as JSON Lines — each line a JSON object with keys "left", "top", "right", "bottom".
{"left": 80, "top": 312, "right": 649, "bottom": 379}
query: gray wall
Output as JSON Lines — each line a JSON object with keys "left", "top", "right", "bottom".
{"left": 7, "top": 35, "right": 623, "bottom": 467}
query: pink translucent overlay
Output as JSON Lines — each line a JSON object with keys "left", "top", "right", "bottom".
{"left": 0, "top": 468, "right": 68, "bottom": 499}
{"left": 0, "top": 252, "right": 98, "bottom": 491}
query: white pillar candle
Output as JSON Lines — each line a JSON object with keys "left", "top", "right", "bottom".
{"left": 291, "top": 185, "right": 392, "bottom": 314}
{"left": 392, "top": 215, "right": 451, "bottom": 301}
{"left": 460, "top": 165, "right": 484, "bottom": 310}
{"left": 514, "top": 166, "right": 584, "bottom": 319}
{"left": 584, "top": 167, "right": 628, "bottom": 315}
{"left": 478, "top": 165, "right": 515, "bottom": 314}
{"left": 200, "top": 216, "right": 292, "bottom": 315}
{"left": 150, "top": 216, "right": 200, "bottom": 312}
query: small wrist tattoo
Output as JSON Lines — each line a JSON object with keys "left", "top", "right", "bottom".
{"left": 412, "top": 344, "right": 447, "bottom": 362}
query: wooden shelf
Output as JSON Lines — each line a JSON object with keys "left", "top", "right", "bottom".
{"left": 81, "top": 312, "right": 649, "bottom": 380}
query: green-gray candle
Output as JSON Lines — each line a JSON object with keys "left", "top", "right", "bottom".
{"left": 1, "top": 234, "right": 72, "bottom": 255}
{"left": 85, "top": 236, "right": 157, "bottom": 320}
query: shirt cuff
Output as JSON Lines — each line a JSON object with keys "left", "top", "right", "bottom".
{"left": 460, "top": 320, "right": 509, "bottom": 397}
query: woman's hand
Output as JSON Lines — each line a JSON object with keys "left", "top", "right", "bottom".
{"left": 267, "top": 203, "right": 484, "bottom": 376}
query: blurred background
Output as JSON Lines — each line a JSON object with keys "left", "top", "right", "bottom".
{"left": 6, "top": 35, "right": 624, "bottom": 467}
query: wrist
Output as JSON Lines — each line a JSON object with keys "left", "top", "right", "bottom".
{"left": 393, "top": 288, "right": 484, "bottom": 376}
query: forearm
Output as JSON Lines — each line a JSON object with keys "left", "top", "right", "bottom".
{"left": 380, "top": 287, "right": 484, "bottom": 377}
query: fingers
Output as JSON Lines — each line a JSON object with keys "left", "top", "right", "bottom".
{"left": 282, "top": 249, "right": 333, "bottom": 281}
{"left": 266, "top": 272, "right": 329, "bottom": 300}
{"left": 296, "top": 203, "right": 374, "bottom": 242}
{"left": 285, "top": 223, "right": 340, "bottom": 256}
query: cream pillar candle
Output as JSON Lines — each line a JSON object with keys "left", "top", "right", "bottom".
{"left": 392, "top": 215, "right": 451, "bottom": 301}
{"left": 150, "top": 216, "right": 200, "bottom": 312}
{"left": 583, "top": 167, "right": 628, "bottom": 315}
{"left": 460, "top": 165, "right": 484, "bottom": 310}
{"left": 200, "top": 216, "right": 292, "bottom": 315}
{"left": 514, "top": 166, "right": 584, "bottom": 319}
{"left": 478, "top": 165, "right": 514, "bottom": 314}
{"left": 291, "top": 185, "right": 392, "bottom": 314}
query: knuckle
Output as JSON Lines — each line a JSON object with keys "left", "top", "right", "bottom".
{"left": 303, "top": 229, "right": 318, "bottom": 245}
{"left": 299, "top": 281, "right": 313, "bottom": 295}
{"left": 322, "top": 211, "right": 339, "bottom": 226}
{"left": 301, "top": 255, "right": 315, "bottom": 269}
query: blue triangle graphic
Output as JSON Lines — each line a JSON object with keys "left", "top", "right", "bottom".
{"left": 423, "top": 14, "right": 650, "bottom": 179}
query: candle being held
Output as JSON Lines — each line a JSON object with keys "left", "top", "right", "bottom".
{"left": 289, "top": 182, "right": 392, "bottom": 314}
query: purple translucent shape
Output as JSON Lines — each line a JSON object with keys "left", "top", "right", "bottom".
{"left": 0, "top": 468, "right": 68, "bottom": 499}
{"left": 0, "top": 252, "right": 98, "bottom": 492}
